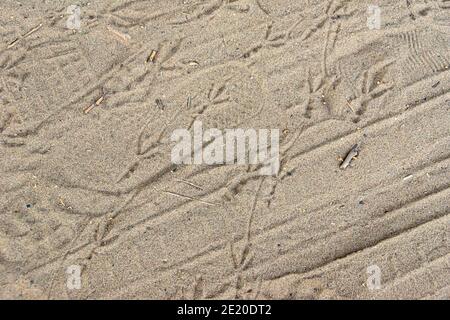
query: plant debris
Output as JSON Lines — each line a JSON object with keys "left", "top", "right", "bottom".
{"left": 146, "top": 50, "right": 158, "bottom": 63}
{"left": 84, "top": 92, "right": 106, "bottom": 114}
{"left": 155, "top": 98, "right": 165, "bottom": 110}
{"left": 7, "top": 23, "right": 43, "bottom": 49}
{"left": 340, "top": 143, "right": 360, "bottom": 169}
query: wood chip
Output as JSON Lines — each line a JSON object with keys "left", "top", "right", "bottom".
{"left": 146, "top": 50, "right": 158, "bottom": 63}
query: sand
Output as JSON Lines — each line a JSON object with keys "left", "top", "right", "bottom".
{"left": 0, "top": 0, "right": 449, "bottom": 300}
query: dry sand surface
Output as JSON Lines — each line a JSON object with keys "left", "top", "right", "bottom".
{"left": 0, "top": 0, "right": 449, "bottom": 300}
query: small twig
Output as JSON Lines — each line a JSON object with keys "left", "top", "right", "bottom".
{"left": 83, "top": 103, "right": 96, "bottom": 114}
{"left": 7, "top": 23, "right": 43, "bottom": 49}
{"left": 340, "top": 143, "right": 360, "bottom": 169}
{"left": 23, "top": 23, "right": 43, "bottom": 38}
{"left": 95, "top": 95, "right": 104, "bottom": 106}
{"left": 7, "top": 38, "right": 19, "bottom": 49}
{"left": 346, "top": 100, "right": 355, "bottom": 113}
{"left": 84, "top": 92, "right": 105, "bottom": 114}
{"left": 403, "top": 174, "right": 413, "bottom": 181}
